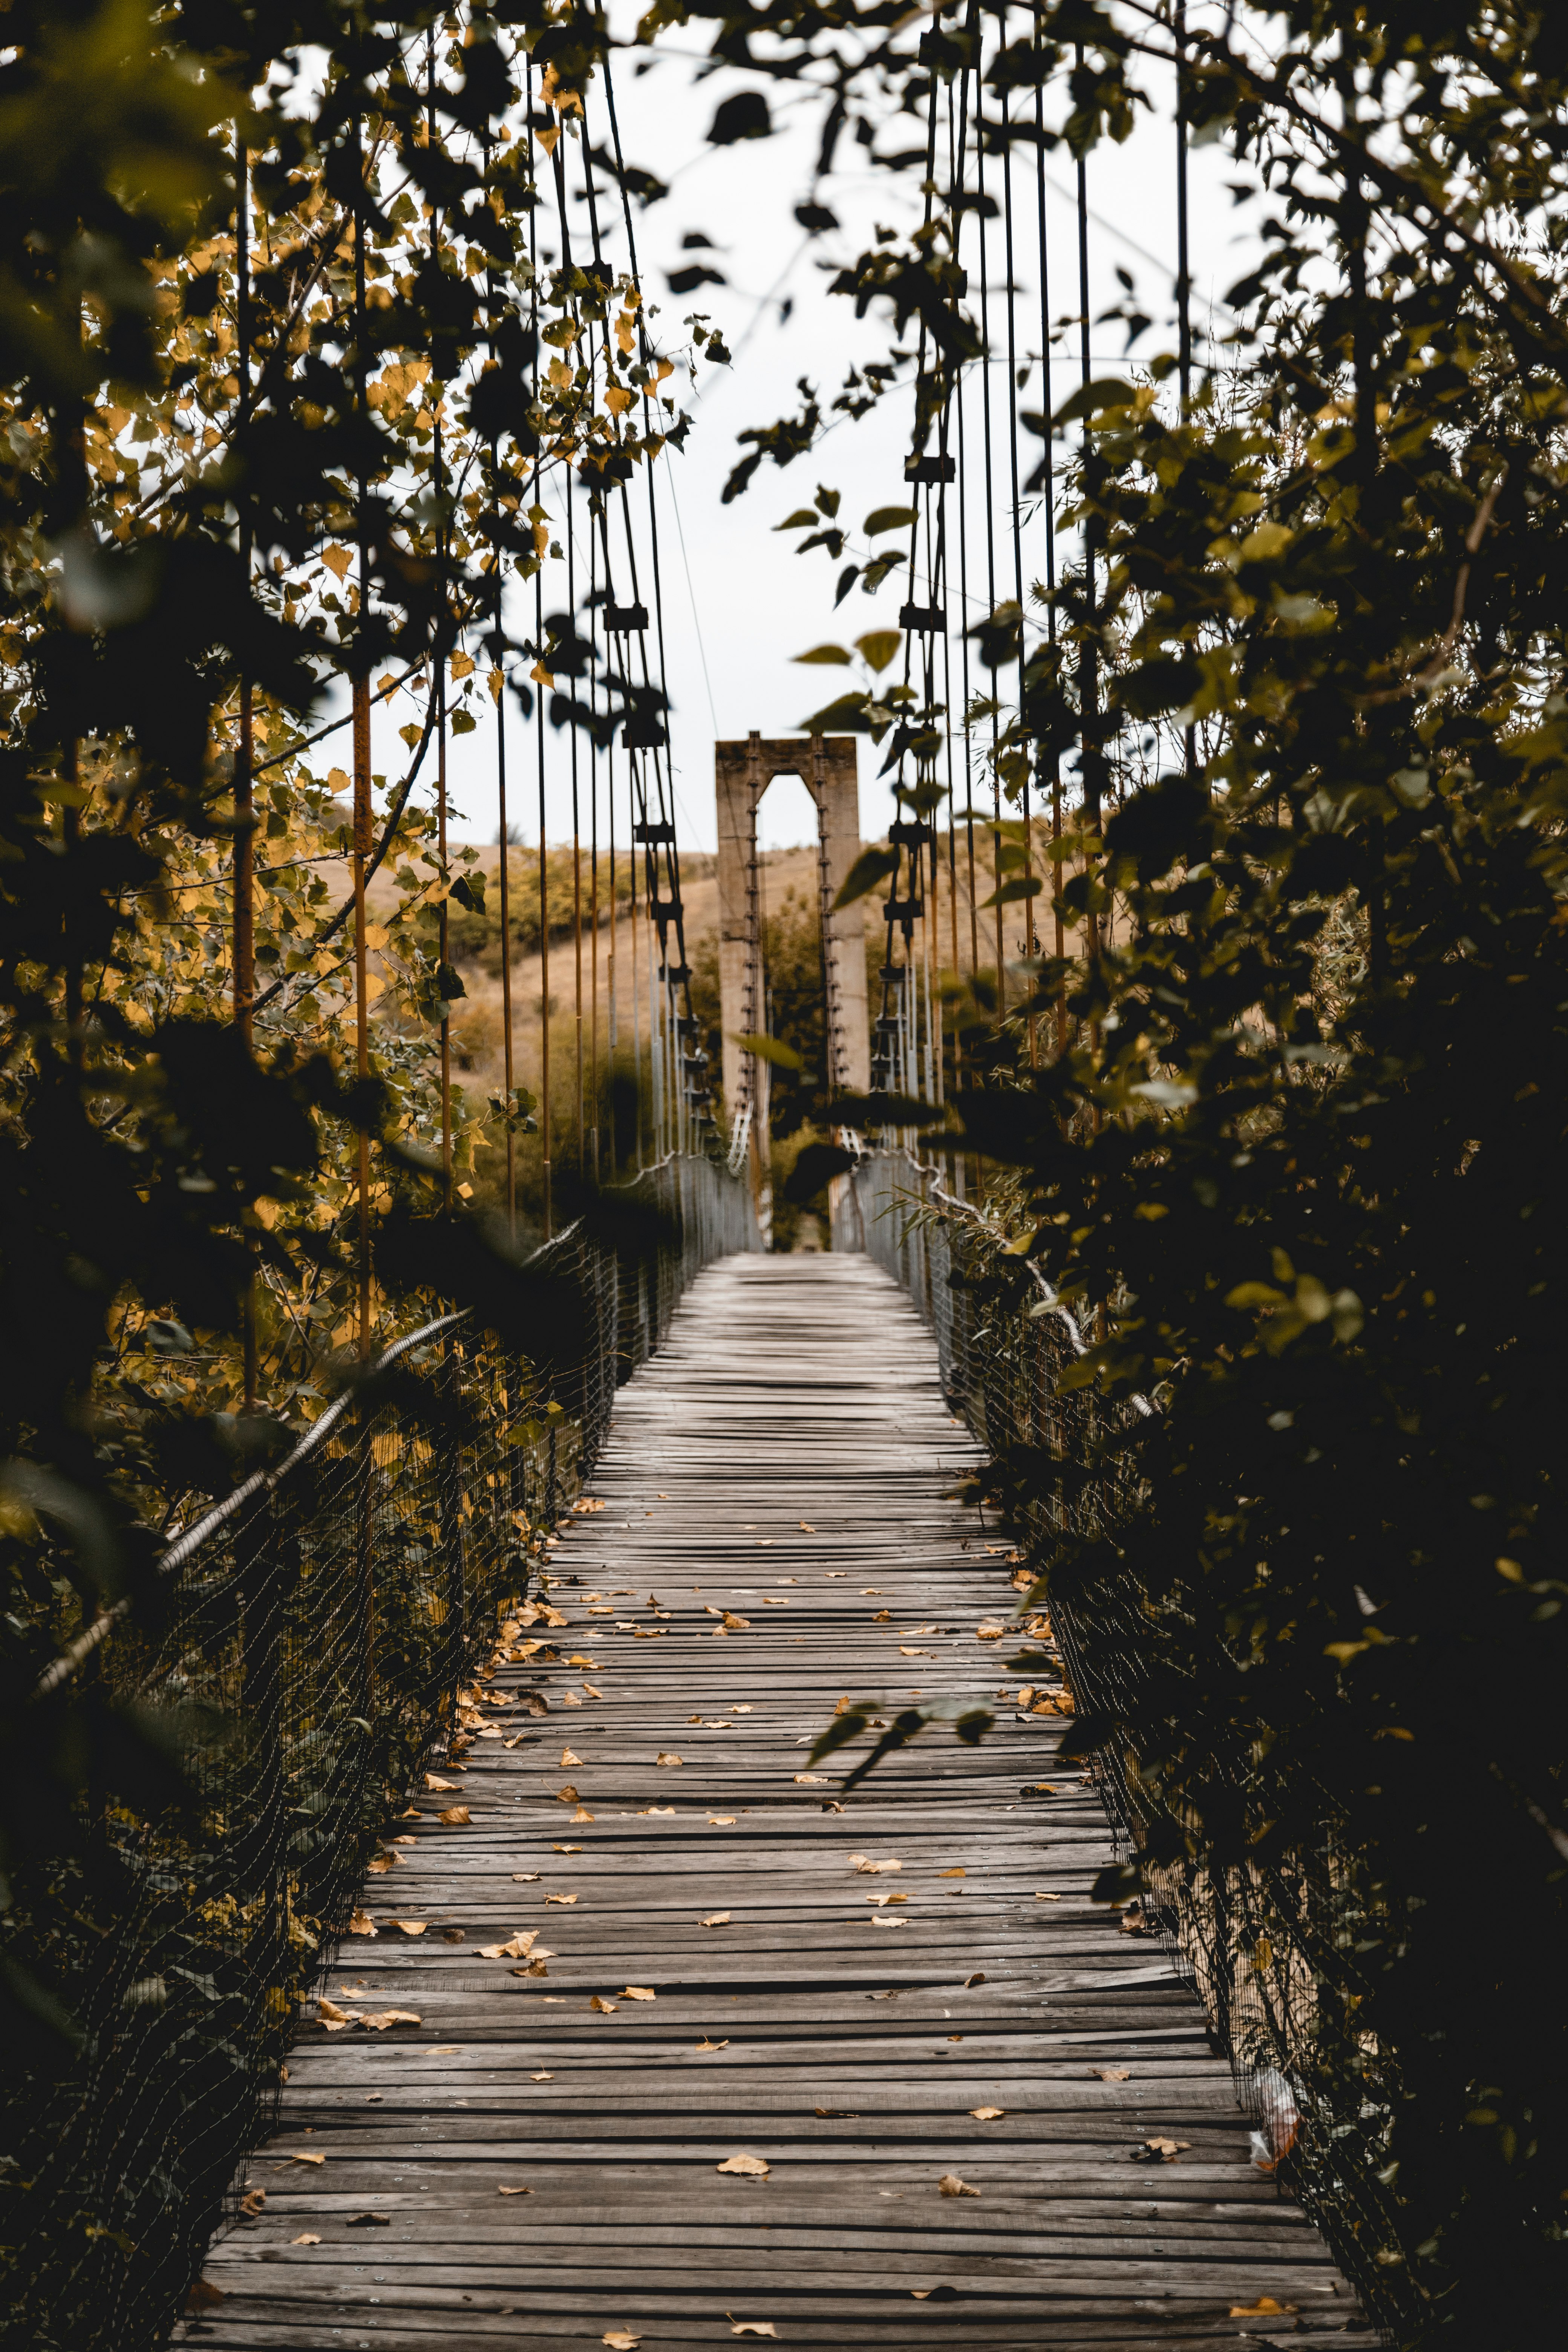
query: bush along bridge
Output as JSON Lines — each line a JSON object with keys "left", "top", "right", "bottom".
{"left": 16, "top": 1150, "right": 1379, "bottom": 2352}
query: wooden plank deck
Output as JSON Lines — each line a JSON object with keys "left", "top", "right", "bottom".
{"left": 179, "top": 1254, "right": 1367, "bottom": 2351}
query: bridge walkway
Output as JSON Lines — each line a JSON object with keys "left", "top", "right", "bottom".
{"left": 179, "top": 1253, "right": 1366, "bottom": 2350}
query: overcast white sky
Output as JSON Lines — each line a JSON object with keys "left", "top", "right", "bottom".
{"left": 328, "top": 19, "right": 1259, "bottom": 856}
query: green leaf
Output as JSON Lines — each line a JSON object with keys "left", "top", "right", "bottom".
{"left": 1051, "top": 376, "right": 1137, "bottom": 427}
{"left": 792, "top": 643, "right": 852, "bottom": 665}
{"left": 832, "top": 844, "right": 899, "bottom": 909}
{"left": 855, "top": 629, "right": 902, "bottom": 674}
{"left": 799, "top": 691, "right": 875, "bottom": 734}
{"left": 807, "top": 1707, "right": 873, "bottom": 1766}
{"left": 730, "top": 1032, "right": 804, "bottom": 1070}
{"left": 977, "top": 874, "right": 1043, "bottom": 908}
{"left": 784, "top": 1141, "right": 855, "bottom": 1204}
{"left": 863, "top": 504, "right": 917, "bottom": 536}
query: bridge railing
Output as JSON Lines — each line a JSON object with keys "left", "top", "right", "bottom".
{"left": 7, "top": 1152, "right": 755, "bottom": 2352}
{"left": 836, "top": 1145, "right": 1412, "bottom": 2344}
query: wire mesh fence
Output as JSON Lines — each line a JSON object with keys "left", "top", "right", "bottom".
{"left": 5, "top": 1153, "right": 755, "bottom": 2352}
{"left": 835, "top": 1147, "right": 1411, "bottom": 2345}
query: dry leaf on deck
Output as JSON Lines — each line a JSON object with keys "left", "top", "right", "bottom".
{"left": 1136, "top": 2136, "right": 1191, "bottom": 2163}
{"left": 1034, "top": 1891, "right": 1061, "bottom": 1901}
{"left": 560, "top": 1748, "right": 583, "bottom": 1768}
{"left": 799, "top": 1522, "right": 815, "bottom": 1531}
{"left": 963, "top": 1972, "right": 986, "bottom": 1988}
{"left": 291, "top": 2233, "right": 321, "bottom": 2245}
{"left": 545, "top": 1892, "right": 578, "bottom": 1906}
{"left": 498, "top": 2185, "right": 535, "bottom": 2196}
{"left": 729, "top": 2326, "right": 778, "bottom": 2339}
{"left": 366, "top": 1856, "right": 394, "bottom": 1873}
{"left": 623, "top": 1985, "right": 655, "bottom": 2000}
{"left": 655, "top": 1752, "right": 683, "bottom": 1767}
{"left": 938, "top": 2173, "right": 979, "bottom": 2197}
{"left": 852, "top": 1857, "right": 902, "bottom": 1875}
{"left": 348, "top": 1909, "right": 377, "bottom": 1936}
{"left": 717, "top": 2154, "right": 769, "bottom": 2179}
{"left": 590, "top": 1995, "right": 619, "bottom": 2014}
{"left": 390, "top": 1920, "right": 427, "bottom": 1937}
{"left": 478, "top": 1930, "right": 538, "bottom": 1960}
{"left": 1095, "top": 2066, "right": 1132, "bottom": 2082}
{"left": 556, "top": 1785, "right": 579, "bottom": 1802}
{"left": 696, "top": 2037, "right": 729, "bottom": 2051}
{"left": 1229, "top": 2299, "right": 1296, "bottom": 2318}
{"left": 316, "top": 1997, "right": 353, "bottom": 2032}
{"left": 514, "top": 1871, "right": 542, "bottom": 1882}
{"left": 568, "top": 1654, "right": 600, "bottom": 1669}
{"left": 709, "top": 1814, "right": 737, "bottom": 1826}
{"left": 438, "top": 1807, "right": 470, "bottom": 1826}
{"left": 969, "top": 2105, "right": 1005, "bottom": 2121}
{"left": 975, "top": 1622, "right": 1007, "bottom": 1641}
{"left": 700, "top": 1912, "right": 731, "bottom": 1928}
{"left": 939, "top": 1868, "right": 965, "bottom": 1879}
{"left": 361, "top": 2009, "right": 422, "bottom": 2030}
{"left": 602, "top": 2331, "right": 640, "bottom": 2349}
{"left": 530, "top": 2070, "right": 554, "bottom": 2081}
{"left": 291, "top": 2152, "right": 326, "bottom": 2166}
{"left": 424, "top": 1773, "right": 460, "bottom": 1791}
{"left": 239, "top": 2190, "right": 265, "bottom": 2216}
{"left": 793, "top": 1773, "right": 827, "bottom": 1785}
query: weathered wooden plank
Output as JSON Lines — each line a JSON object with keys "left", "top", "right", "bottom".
{"left": 177, "top": 1256, "right": 1359, "bottom": 2348}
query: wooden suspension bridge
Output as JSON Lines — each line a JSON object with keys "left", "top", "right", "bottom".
{"left": 176, "top": 1255, "right": 1368, "bottom": 2351}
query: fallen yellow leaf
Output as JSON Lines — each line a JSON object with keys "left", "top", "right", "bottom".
{"left": 590, "top": 1995, "right": 618, "bottom": 2014}
{"left": 498, "top": 2184, "right": 534, "bottom": 2196}
{"left": 1229, "top": 2298, "right": 1296, "bottom": 2318}
{"left": 717, "top": 2153, "right": 769, "bottom": 2179}
{"left": 291, "top": 2231, "right": 320, "bottom": 2244}
{"left": 316, "top": 1997, "right": 352, "bottom": 2032}
{"left": 389, "top": 1919, "right": 426, "bottom": 1937}
{"left": 603, "top": 2330, "right": 640, "bottom": 2349}
{"left": 438, "top": 1806, "right": 470, "bottom": 1825}
{"left": 938, "top": 2172, "right": 978, "bottom": 2197}
{"left": 348, "top": 1909, "right": 377, "bottom": 1936}
{"left": 696, "top": 2037, "right": 729, "bottom": 2052}
{"left": 852, "top": 1856, "right": 902, "bottom": 1875}
{"left": 478, "top": 1930, "right": 538, "bottom": 1960}
{"left": 292, "top": 2152, "right": 325, "bottom": 2166}
{"left": 799, "top": 1521, "right": 815, "bottom": 1531}
{"left": 623, "top": 1985, "right": 656, "bottom": 2001}
{"left": 655, "top": 1752, "right": 683, "bottom": 1767}
{"left": 545, "top": 1892, "right": 578, "bottom": 1906}
{"left": 424, "top": 1773, "right": 460, "bottom": 1790}
{"left": 730, "top": 2326, "right": 778, "bottom": 2340}
{"left": 700, "top": 1912, "right": 732, "bottom": 1928}
{"left": 793, "top": 1772, "right": 827, "bottom": 1785}
{"left": 970, "top": 2105, "right": 1005, "bottom": 2121}
{"left": 710, "top": 1815, "right": 737, "bottom": 1826}
{"left": 360, "top": 2009, "right": 422, "bottom": 2030}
